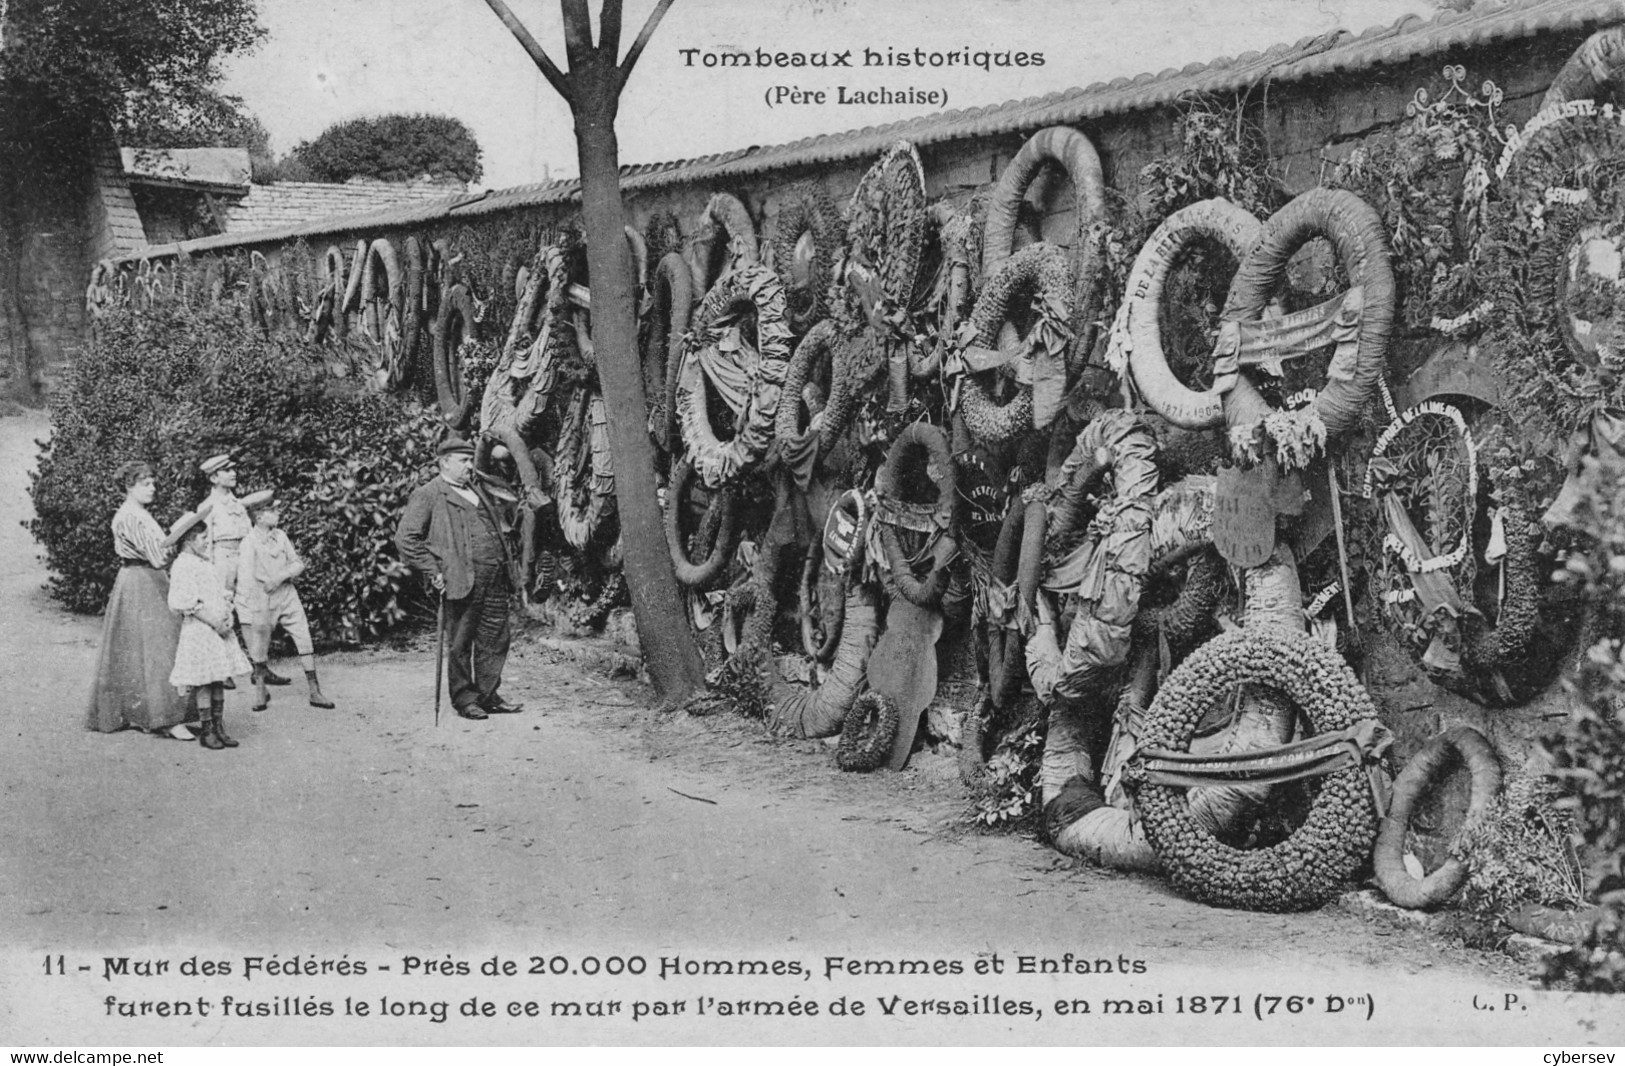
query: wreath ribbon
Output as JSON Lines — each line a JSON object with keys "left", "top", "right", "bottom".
{"left": 1366, "top": 401, "right": 1479, "bottom": 611}
{"left": 822, "top": 489, "right": 869, "bottom": 576}
{"left": 871, "top": 497, "right": 948, "bottom": 535}
{"left": 942, "top": 290, "right": 1074, "bottom": 427}
{"left": 1211, "top": 286, "right": 1364, "bottom": 394}
{"left": 692, "top": 329, "right": 760, "bottom": 417}
{"left": 1132, "top": 719, "right": 1392, "bottom": 791}
{"left": 977, "top": 576, "right": 1020, "bottom": 631}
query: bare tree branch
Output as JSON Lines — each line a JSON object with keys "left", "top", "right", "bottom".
{"left": 560, "top": 0, "right": 594, "bottom": 65}
{"left": 478, "top": 0, "right": 573, "bottom": 101}
{"left": 598, "top": 0, "right": 624, "bottom": 63}
{"left": 620, "top": 0, "right": 676, "bottom": 84}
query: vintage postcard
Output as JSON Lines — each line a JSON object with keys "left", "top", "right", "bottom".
{"left": 2, "top": 0, "right": 1624, "bottom": 1049}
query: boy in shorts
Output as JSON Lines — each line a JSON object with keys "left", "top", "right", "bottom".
{"left": 236, "top": 494, "right": 336, "bottom": 710}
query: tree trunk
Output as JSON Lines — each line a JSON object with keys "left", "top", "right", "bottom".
{"left": 568, "top": 61, "right": 708, "bottom": 704}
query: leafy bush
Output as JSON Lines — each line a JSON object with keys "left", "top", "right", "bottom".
{"left": 1536, "top": 456, "right": 1625, "bottom": 990}
{"left": 1327, "top": 72, "right": 1498, "bottom": 333}
{"left": 29, "top": 301, "right": 439, "bottom": 645}
{"left": 30, "top": 302, "right": 317, "bottom": 612}
{"left": 1138, "top": 97, "right": 1285, "bottom": 227}
{"left": 973, "top": 723, "right": 1044, "bottom": 828}
{"left": 1455, "top": 771, "right": 1585, "bottom": 919}
{"left": 290, "top": 398, "right": 441, "bottom": 644}
{"left": 459, "top": 336, "right": 503, "bottom": 434}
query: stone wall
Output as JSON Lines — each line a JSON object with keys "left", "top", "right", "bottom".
{"left": 1, "top": 118, "right": 145, "bottom": 400}
{"left": 1, "top": 122, "right": 94, "bottom": 397}
{"left": 100, "top": 21, "right": 1602, "bottom": 773}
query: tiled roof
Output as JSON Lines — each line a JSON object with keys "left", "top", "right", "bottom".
{"left": 122, "top": 0, "right": 1624, "bottom": 262}
{"left": 94, "top": 137, "right": 147, "bottom": 259}
{"left": 222, "top": 180, "right": 466, "bottom": 235}
{"left": 122, "top": 147, "right": 252, "bottom": 190}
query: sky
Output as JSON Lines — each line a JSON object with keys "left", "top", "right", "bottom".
{"left": 221, "top": 0, "right": 1437, "bottom": 190}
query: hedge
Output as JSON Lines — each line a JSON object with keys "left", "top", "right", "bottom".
{"left": 29, "top": 301, "right": 442, "bottom": 645}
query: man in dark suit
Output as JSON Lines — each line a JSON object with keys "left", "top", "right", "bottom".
{"left": 395, "top": 437, "right": 525, "bottom": 720}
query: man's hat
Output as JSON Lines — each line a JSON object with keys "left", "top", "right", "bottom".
{"left": 437, "top": 437, "right": 475, "bottom": 457}
{"left": 199, "top": 454, "right": 235, "bottom": 476}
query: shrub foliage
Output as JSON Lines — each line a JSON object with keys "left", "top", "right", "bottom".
{"left": 29, "top": 302, "right": 441, "bottom": 645}
{"left": 1537, "top": 459, "right": 1625, "bottom": 991}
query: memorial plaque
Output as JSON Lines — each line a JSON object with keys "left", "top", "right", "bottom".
{"left": 1214, "top": 463, "right": 1277, "bottom": 568}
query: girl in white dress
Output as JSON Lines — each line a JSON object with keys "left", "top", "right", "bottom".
{"left": 167, "top": 518, "right": 250, "bottom": 750}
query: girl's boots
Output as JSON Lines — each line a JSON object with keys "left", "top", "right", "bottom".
{"left": 199, "top": 685, "right": 238, "bottom": 750}
{"left": 212, "top": 687, "right": 238, "bottom": 748}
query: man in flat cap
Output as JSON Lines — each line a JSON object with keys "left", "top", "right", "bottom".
{"left": 199, "top": 454, "right": 249, "bottom": 590}
{"left": 395, "top": 437, "right": 525, "bottom": 720}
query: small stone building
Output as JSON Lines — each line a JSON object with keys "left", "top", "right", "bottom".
{"left": 0, "top": 136, "right": 466, "bottom": 396}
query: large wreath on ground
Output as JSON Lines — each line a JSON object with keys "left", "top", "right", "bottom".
{"left": 837, "top": 691, "right": 899, "bottom": 773}
{"left": 1128, "top": 626, "right": 1382, "bottom": 912}
{"left": 1373, "top": 724, "right": 1501, "bottom": 910}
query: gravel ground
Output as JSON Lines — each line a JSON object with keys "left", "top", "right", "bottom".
{"left": 1, "top": 407, "right": 1619, "bottom": 1046}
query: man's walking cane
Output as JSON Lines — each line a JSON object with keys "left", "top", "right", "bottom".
{"left": 433, "top": 590, "right": 446, "bottom": 727}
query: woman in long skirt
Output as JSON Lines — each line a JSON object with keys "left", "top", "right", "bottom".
{"left": 85, "top": 461, "right": 190, "bottom": 739}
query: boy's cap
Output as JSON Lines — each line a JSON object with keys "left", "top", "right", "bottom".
{"left": 241, "top": 489, "right": 275, "bottom": 511}
{"left": 199, "top": 454, "right": 235, "bottom": 475}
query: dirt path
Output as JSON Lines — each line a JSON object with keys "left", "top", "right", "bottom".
{"left": 0, "top": 408, "right": 1619, "bottom": 1046}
